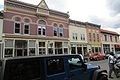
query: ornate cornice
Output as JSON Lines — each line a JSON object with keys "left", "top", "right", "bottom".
{"left": 5, "top": 0, "right": 69, "bottom": 19}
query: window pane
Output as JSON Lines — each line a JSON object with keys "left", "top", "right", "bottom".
{"left": 47, "top": 58, "right": 64, "bottom": 75}
{"left": 5, "top": 40, "right": 13, "bottom": 47}
{"left": 68, "top": 57, "right": 82, "bottom": 70}
{"left": 48, "top": 48, "right": 53, "bottom": 54}
{"left": 29, "top": 48, "right": 35, "bottom": 56}
{"left": 29, "top": 40, "right": 35, "bottom": 47}
{"left": 5, "top": 49, "right": 13, "bottom": 57}
{"left": 4, "top": 59, "right": 41, "bottom": 80}
{"left": 39, "top": 48, "right": 46, "bottom": 55}
{"left": 38, "top": 27, "right": 41, "bottom": 35}
{"left": 63, "top": 42, "right": 68, "bottom": 47}
{"left": 39, "top": 42, "right": 45, "bottom": 47}
{"left": 59, "top": 27, "right": 63, "bottom": 37}
{"left": 43, "top": 28, "right": 46, "bottom": 35}
{"left": 24, "top": 25, "right": 29, "bottom": 34}
{"left": 15, "top": 23, "right": 20, "bottom": 33}
{"left": 64, "top": 48, "right": 68, "bottom": 54}
{"left": 53, "top": 27, "right": 57, "bottom": 36}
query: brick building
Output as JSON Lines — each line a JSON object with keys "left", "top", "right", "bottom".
{"left": 2, "top": 0, "right": 69, "bottom": 58}
{"left": 101, "top": 29, "right": 120, "bottom": 54}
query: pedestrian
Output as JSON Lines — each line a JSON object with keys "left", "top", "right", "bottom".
{"left": 108, "top": 52, "right": 118, "bottom": 78}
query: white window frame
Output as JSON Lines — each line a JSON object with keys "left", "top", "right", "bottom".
{"left": 23, "top": 23, "right": 30, "bottom": 35}
{"left": 38, "top": 25, "right": 46, "bottom": 36}
{"left": 59, "top": 27, "right": 63, "bottom": 37}
{"left": 14, "top": 21, "right": 21, "bottom": 34}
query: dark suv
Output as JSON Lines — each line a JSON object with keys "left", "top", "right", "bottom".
{"left": 0, "top": 54, "right": 108, "bottom": 80}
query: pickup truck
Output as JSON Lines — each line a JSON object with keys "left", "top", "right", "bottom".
{"left": 0, "top": 54, "right": 108, "bottom": 80}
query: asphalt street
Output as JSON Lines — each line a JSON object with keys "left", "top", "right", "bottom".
{"left": 88, "top": 59, "right": 120, "bottom": 80}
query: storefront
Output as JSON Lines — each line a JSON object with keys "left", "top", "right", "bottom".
{"left": 3, "top": 38, "right": 69, "bottom": 58}
{"left": 70, "top": 42, "right": 87, "bottom": 56}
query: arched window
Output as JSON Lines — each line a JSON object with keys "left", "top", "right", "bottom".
{"left": 24, "top": 18, "right": 30, "bottom": 34}
{"left": 14, "top": 17, "right": 21, "bottom": 34}
{"left": 53, "top": 23, "right": 57, "bottom": 36}
{"left": 59, "top": 24, "right": 63, "bottom": 37}
{"left": 38, "top": 20, "right": 46, "bottom": 35}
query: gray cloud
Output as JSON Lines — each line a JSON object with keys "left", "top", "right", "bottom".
{"left": 89, "top": 15, "right": 120, "bottom": 29}
{"left": 46, "top": 0, "right": 67, "bottom": 12}
{"left": 107, "top": 0, "right": 120, "bottom": 16}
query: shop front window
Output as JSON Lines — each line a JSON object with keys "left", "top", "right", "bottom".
{"left": 5, "top": 40, "right": 14, "bottom": 57}
{"left": 39, "top": 42, "right": 46, "bottom": 55}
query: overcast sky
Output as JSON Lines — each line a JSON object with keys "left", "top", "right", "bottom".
{"left": 0, "top": 0, "right": 120, "bottom": 34}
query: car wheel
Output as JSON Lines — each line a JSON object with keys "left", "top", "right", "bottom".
{"left": 98, "top": 74, "right": 108, "bottom": 80}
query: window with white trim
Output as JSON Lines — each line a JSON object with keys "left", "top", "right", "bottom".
{"left": 38, "top": 20, "right": 46, "bottom": 36}
{"left": 53, "top": 23, "right": 57, "bottom": 36}
{"left": 4, "top": 39, "right": 14, "bottom": 57}
{"left": 29, "top": 40, "right": 36, "bottom": 56}
{"left": 72, "top": 33, "right": 77, "bottom": 40}
{"left": 39, "top": 42, "right": 46, "bottom": 55}
{"left": 59, "top": 24, "right": 63, "bottom": 37}
{"left": 80, "top": 34, "right": 85, "bottom": 40}
{"left": 24, "top": 18, "right": 30, "bottom": 34}
{"left": 14, "top": 17, "right": 21, "bottom": 34}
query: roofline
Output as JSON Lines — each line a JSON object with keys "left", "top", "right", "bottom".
{"left": 100, "top": 29, "right": 120, "bottom": 35}
{"left": 6, "top": 0, "right": 69, "bottom": 18}
{"left": 69, "top": 19, "right": 86, "bottom": 25}
{"left": 85, "top": 22, "right": 101, "bottom": 28}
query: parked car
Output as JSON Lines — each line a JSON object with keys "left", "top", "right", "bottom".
{"left": 89, "top": 53, "right": 106, "bottom": 61}
{"left": 0, "top": 54, "right": 108, "bottom": 80}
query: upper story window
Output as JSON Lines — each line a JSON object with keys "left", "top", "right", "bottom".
{"left": 89, "top": 33, "right": 92, "bottom": 41}
{"left": 104, "top": 35, "right": 107, "bottom": 41}
{"left": 72, "top": 33, "right": 77, "bottom": 40}
{"left": 24, "top": 18, "right": 30, "bottom": 34}
{"left": 53, "top": 23, "right": 57, "bottom": 36}
{"left": 38, "top": 20, "right": 46, "bottom": 36}
{"left": 110, "top": 36, "right": 112, "bottom": 42}
{"left": 80, "top": 34, "right": 85, "bottom": 40}
{"left": 93, "top": 33, "right": 96, "bottom": 42}
{"left": 97, "top": 34, "right": 99, "bottom": 42}
{"left": 59, "top": 24, "right": 63, "bottom": 37}
{"left": 14, "top": 17, "right": 21, "bottom": 34}
{"left": 115, "top": 36, "right": 118, "bottom": 42}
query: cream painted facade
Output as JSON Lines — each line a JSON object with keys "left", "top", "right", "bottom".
{"left": 69, "top": 20, "right": 87, "bottom": 55}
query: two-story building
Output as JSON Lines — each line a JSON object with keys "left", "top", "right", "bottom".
{"left": 69, "top": 19, "right": 87, "bottom": 56}
{"left": 86, "top": 22, "right": 101, "bottom": 53}
{"left": 101, "top": 29, "right": 120, "bottom": 54}
{"left": 2, "top": 0, "right": 69, "bottom": 58}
